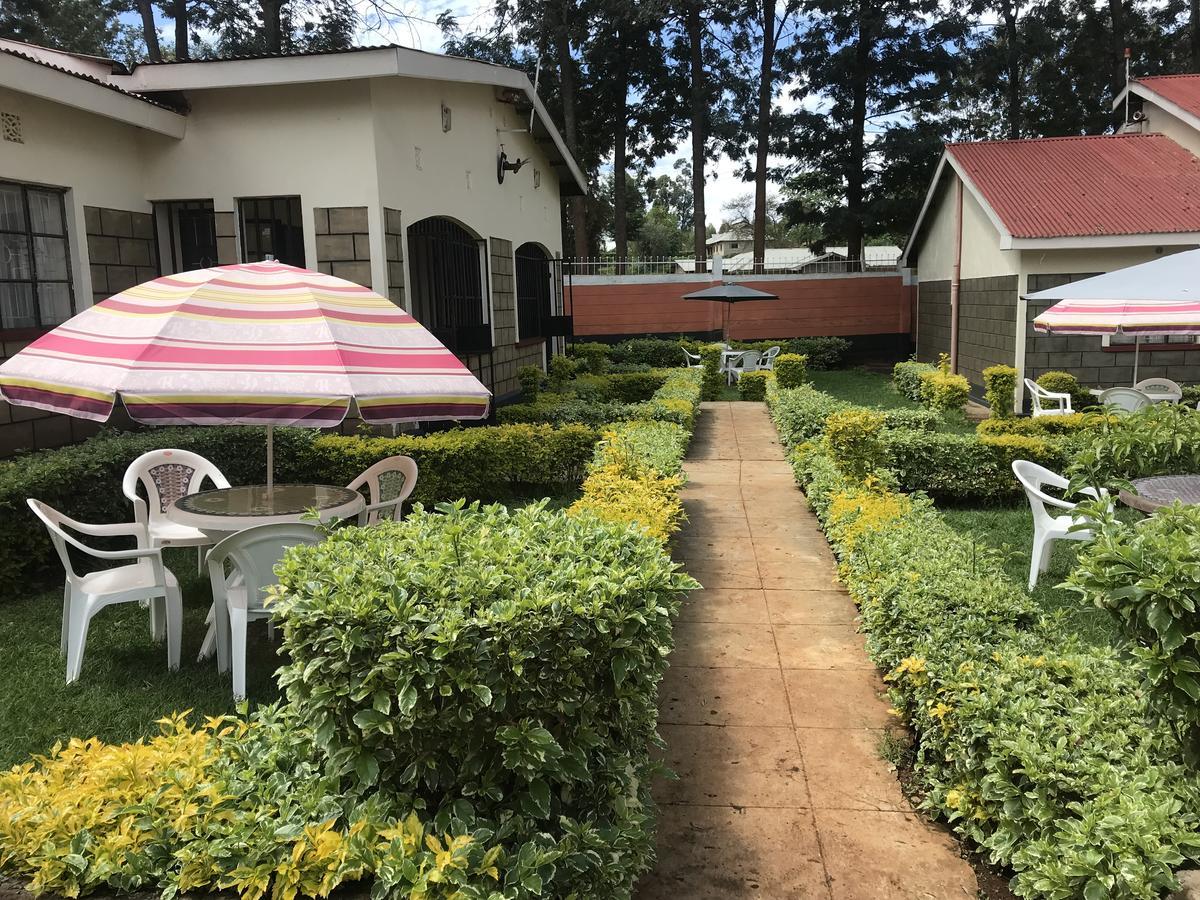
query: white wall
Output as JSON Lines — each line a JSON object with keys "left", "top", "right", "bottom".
{"left": 915, "top": 174, "right": 1018, "bottom": 283}
{"left": 0, "top": 87, "right": 151, "bottom": 307}
{"left": 1139, "top": 99, "right": 1200, "bottom": 158}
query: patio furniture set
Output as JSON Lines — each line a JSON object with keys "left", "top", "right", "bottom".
{"left": 1025, "top": 376, "right": 1187, "bottom": 417}
{"left": 29, "top": 448, "right": 418, "bottom": 696}
{"left": 683, "top": 344, "right": 782, "bottom": 384}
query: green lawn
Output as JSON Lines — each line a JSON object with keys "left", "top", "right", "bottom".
{"left": 0, "top": 547, "right": 281, "bottom": 770}
{"left": 808, "top": 368, "right": 976, "bottom": 433}
{"left": 939, "top": 505, "right": 1123, "bottom": 648}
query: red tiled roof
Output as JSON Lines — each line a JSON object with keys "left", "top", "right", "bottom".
{"left": 946, "top": 134, "right": 1200, "bottom": 239}
{"left": 1135, "top": 74, "right": 1200, "bottom": 121}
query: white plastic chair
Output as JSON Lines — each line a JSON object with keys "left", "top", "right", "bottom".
{"left": 206, "top": 522, "right": 323, "bottom": 698}
{"left": 725, "top": 350, "right": 762, "bottom": 385}
{"left": 682, "top": 348, "right": 703, "bottom": 369}
{"left": 1134, "top": 377, "right": 1183, "bottom": 403}
{"left": 28, "top": 499, "right": 181, "bottom": 683}
{"left": 1011, "top": 461, "right": 1108, "bottom": 590}
{"left": 123, "top": 449, "right": 231, "bottom": 569}
{"left": 1024, "top": 378, "right": 1072, "bottom": 417}
{"left": 759, "top": 346, "right": 781, "bottom": 370}
{"left": 1098, "top": 387, "right": 1152, "bottom": 415}
{"left": 346, "top": 455, "right": 419, "bottom": 526}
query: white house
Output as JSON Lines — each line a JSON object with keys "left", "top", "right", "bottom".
{"left": 903, "top": 77, "right": 1200, "bottom": 409}
{"left": 0, "top": 39, "right": 586, "bottom": 452}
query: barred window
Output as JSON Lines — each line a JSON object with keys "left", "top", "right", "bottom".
{"left": 0, "top": 182, "right": 74, "bottom": 330}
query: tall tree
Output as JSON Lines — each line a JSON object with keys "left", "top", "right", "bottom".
{"left": 171, "top": 0, "right": 189, "bottom": 59}
{"left": 0, "top": 0, "right": 124, "bottom": 56}
{"left": 133, "top": 0, "right": 162, "bottom": 62}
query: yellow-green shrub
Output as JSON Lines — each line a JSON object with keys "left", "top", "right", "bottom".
{"left": 982, "top": 365, "right": 1017, "bottom": 418}
{"left": 919, "top": 359, "right": 970, "bottom": 414}
{"left": 570, "top": 462, "right": 685, "bottom": 541}
{"left": 737, "top": 370, "right": 771, "bottom": 401}
{"left": 824, "top": 409, "right": 887, "bottom": 481}
{"left": 699, "top": 344, "right": 723, "bottom": 401}
{"left": 773, "top": 353, "right": 808, "bottom": 389}
{"left": 1037, "top": 370, "right": 1092, "bottom": 412}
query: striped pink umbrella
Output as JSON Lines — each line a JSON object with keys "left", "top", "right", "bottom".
{"left": 0, "top": 261, "right": 490, "bottom": 479}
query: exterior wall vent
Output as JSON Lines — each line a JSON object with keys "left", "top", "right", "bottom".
{"left": 1, "top": 112, "right": 22, "bottom": 144}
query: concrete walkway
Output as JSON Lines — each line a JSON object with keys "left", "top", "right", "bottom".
{"left": 637, "top": 402, "right": 976, "bottom": 900}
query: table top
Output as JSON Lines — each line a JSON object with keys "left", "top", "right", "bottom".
{"left": 1118, "top": 475, "right": 1200, "bottom": 513}
{"left": 169, "top": 484, "right": 364, "bottom": 531}
{"left": 1088, "top": 388, "right": 1180, "bottom": 403}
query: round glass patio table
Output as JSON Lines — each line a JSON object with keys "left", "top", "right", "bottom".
{"left": 1118, "top": 475, "right": 1200, "bottom": 514}
{"left": 167, "top": 483, "right": 364, "bottom": 537}
{"left": 1089, "top": 388, "right": 1180, "bottom": 404}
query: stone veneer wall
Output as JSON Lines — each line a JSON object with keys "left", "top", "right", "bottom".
{"left": 461, "top": 237, "right": 545, "bottom": 401}
{"left": 916, "top": 276, "right": 1019, "bottom": 397}
{"left": 1025, "top": 272, "right": 1200, "bottom": 392}
{"left": 915, "top": 279, "right": 950, "bottom": 366}
{"left": 214, "top": 211, "right": 238, "bottom": 265}
{"left": 84, "top": 206, "right": 158, "bottom": 305}
{"left": 314, "top": 207, "right": 371, "bottom": 288}
{"left": 384, "top": 208, "right": 404, "bottom": 308}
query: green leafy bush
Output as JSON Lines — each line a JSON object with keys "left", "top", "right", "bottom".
{"left": 497, "top": 370, "right": 696, "bottom": 429}
{"left": 779, "top": 440, "right": 1200, "bottom": 899}
{"left": 1069, "top": 403, "right": 1200, "bottom": 488}
{"left": 977, "top": 412, "right": 1100, "bottom": 437}
{"left": 824, "top": 409, "right": 887, "bottom": 481}
{"left": 1037, "top": 370, "right": 1092, "bottom": 413}
{"left": 893, "top": 360, "right": 936, "bottom": 402}
{"left": 592, "top": 420, "right": 690, "bottom": 477}
{"left": 699, "top": 344, "right": 723, "bottom": 401}
{"left": 737, "top": 370, "right": 771, "bottom": 401}
{"left": 1070, "top": 505, "right": 1200, "bottom": 764}
{"left": 767, "top": 385, "right": 941, "bottom": 447}
{"left": 548, "top": 353, "right": 577, "bottom": 389}
{"left": 273, "top": 502, "right": 698, "bottom": 897}
{"left": 610, "top": 338, "right": 685, "bottom": 369}
{"left": 773, "top": 353, "right": 808, "bottom": 389}
{"left": 519, "top": 365, "right": 542, "bottom": 401}
{"left": 731, "top": 336, "right": 849, "bottom": 370}
{"left": 568, "top": 342, "right": 610, "bottom": 374}
{"left": 919, "top": 368, "right": 970, "bottom": 414}
{"left": 882, "top": 430, "right": 1066, "bottom": 502}
{"left": 983, "top": 364, "right": 1018, "bottom": 418}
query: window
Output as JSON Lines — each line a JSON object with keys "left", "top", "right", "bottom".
{"left": 238, "top": 196, "right": 304, "bottom": 266}
{"left": 516, "top": 243, "right": 553, "bottom": 341}
{"left": 406, "top": 216, "right": 490, "bottom": 354}
{"left": 1102, "top": 334, "right": 1197, "bottom": 347}
{"left": 0, "top": 182, "right": 73, "bottom": 330}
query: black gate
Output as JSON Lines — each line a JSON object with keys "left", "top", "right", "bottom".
{"left": 407, "top": 217, "right": 491, "bottom": 354}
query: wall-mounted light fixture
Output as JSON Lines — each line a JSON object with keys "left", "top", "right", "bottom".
{"left": 497, "top": 148, "right": 526, "bottom": 184}
{"left": 441, "top": 103, "right": 452, "bottom": 132}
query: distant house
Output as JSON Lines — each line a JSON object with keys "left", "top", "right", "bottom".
{"left": 705, "top": 231, "right": 751, "bottom": 258}
{"left": 904, "top": 92, "right": 1200, "bottom": 409}
{"left": 0, "top": 38, "right": 586, "bottom": 452}
{"left": 676, "top": 244, "right": 901, "bottom": 274}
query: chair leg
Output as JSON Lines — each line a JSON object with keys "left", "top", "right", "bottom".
{"left": 198, "top": 603, "right": 218, "bottom": 661}
{"left": 229, "top": 606, "right": 248, "bottom": 700}
{"left": 164, "top": 587, "right": 182, "bottom": 671}
{"left": 65, "top": 598, "right": 92, "bottom": 684}
{"left": 149, "top": 597, "right": 166, "bottom": 642}
{"left": 1028, "top": 533, "right": 1048, "bottom": 590}
{"left": 60, "top": 583, "right": 71, "bottom": 656}
{"left": 197, "top": 546, "right": 204, "bottom": 575}
{"left": 214, "top": 600, "right": 231, "bottom": 674}
{"left": 1040, "top": 540, "right": 1054, "bottom": 573}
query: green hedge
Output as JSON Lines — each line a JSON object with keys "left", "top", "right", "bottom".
{"left": 497, "top": 370, "right": 697, "bottom": 429}
{"left": 893, "top": 360, "right": 936, "bottom": 402}
{"left": 782, "top": 441, "right": 1200, "bottom": 899}
{"left": 737, "top": 370, "right": 771, "bottom": 401}
{"left": 0, "top": 423, "right": 599, "bottom": 595}
{"left": 883, "top": 430, "right": 1066, "bottom": 502}
{"left": 273, "top": 500, "right": 698, "bottom": 898}
{"left": 768, "top": 384, "right": 942, "bottom": 446}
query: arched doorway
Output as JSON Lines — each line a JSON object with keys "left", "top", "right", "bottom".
{"left": 516, "top": 242, "right": 553, "bottom": 341}
{"left": 406, "top": 216, "right": 490, "bottom": 353}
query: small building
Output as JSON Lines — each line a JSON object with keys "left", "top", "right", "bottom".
{"left": 904, "top": 113, "right": 1200, "bottom": 410}
{"left": 0, "top": 39, "right": 585, "bottom": 452}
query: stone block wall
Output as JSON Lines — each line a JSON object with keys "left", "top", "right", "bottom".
{"left": 214, "top": 211, "right": 238, "bottom": 265}
{"left": 915, "top": 279, "right": 950, "bottom": 365}
{"left": 314, "top": 206, "right": 371, "bottom": 288}
{"left": 1025, "top": 272, "right": 1200, "bottom": 392}
{"left": 384, "top": 208, "right": 404, "bottom": 308}
{"left": 917, "top": 276, "right": 1019, "bottom": 396}
{"left": 84, "top": 205, "right": 158, "bottom": 305}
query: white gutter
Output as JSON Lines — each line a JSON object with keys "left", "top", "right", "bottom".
{"left": 0, "top": 53, "right": 186, "bottom": 138}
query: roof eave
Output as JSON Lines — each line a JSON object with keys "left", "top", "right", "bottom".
{"left": 0, "top": 52, "right": 185, "bottom": 137}
{"left": 1116, "top": 81, "right": 1200, "bottom": 136}
{"left": 1009, "top": 232, "right": 1200, "bottom": 250}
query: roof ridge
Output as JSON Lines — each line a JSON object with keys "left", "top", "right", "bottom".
{"left": 947, "top": 133, "right": 1152, "bottom": 149}
{"left": 1137, "top": 73, "right": 1200, "bottom": 81}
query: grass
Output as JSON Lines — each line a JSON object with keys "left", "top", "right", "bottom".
{"left": 808, "top": 368, "right": 976, "bottom": 433}
{"left": 938, "top": 504, "right": 1125, "bottom": 648}
{"left": 0, "top": 547, "right": 284, "bottom": 770}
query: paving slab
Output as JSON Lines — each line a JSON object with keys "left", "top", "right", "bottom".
{"left": 637, "top": 402, "right": 976, "bottom": 899}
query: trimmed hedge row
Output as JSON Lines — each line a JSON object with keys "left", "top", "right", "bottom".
{"left": 566, "top": 336, "right": 851, "bottom": 371}
{"left": 768, "top": 384, "right": 942, "bottom": 445}
{"left": 773, "top": 421, "right": 1200, "bottom": 899}
{"left": 498, "top": 370, "right": 688, "bottom": 427}
{"left": 0, "top": 423, "right": 599, "bottom": 595}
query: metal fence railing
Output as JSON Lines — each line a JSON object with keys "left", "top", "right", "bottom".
{"left": 564, "top": 255, "right": 900, "bottom": 277}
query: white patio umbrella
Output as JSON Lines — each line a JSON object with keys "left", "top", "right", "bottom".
{"left": 1028, "top": 249, "right": 1200, "bottom": 383}
{"left": 0, "top": 260, "right": 492, "bottom": 485}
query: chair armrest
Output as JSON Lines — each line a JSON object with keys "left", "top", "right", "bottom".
{"left": 357, "top": 499, "right": 401, "bottom": 525}
{"left": 60, "top": 516, "right": 145, "bottom": 539}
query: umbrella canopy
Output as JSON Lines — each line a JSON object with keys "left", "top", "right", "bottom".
{"left": 1029, "top": 248, "right": 1200, "bottom": 336}
{"left": 0, "top": 260, "right": 491, "bottom": 427}
{"left": 682, "top": 281, "right": 778, "bottom": 340}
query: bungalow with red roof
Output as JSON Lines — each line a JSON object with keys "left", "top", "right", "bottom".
{"left": 903, "top": 76, "right": 1200, "bottom": 411}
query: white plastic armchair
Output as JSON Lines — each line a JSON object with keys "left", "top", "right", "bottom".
{"left": 1134, "top": 377, "right": 1183, "bottom": 403}
{"left": 1024, "top": 378, "right": 1073, "bottom": 417}
{"left": 206, "top": 522, "right": 323, "bottom": 698}
{"left": 682, "top": 348, "right": 703, "bottom": 369}
{"left": 28, "top": 499, "right": 181, "bottom": 683}
{"left": 725, "top": 350, "right": 762, "bottom": 385}
{"left": 759, "top": 346, "right": 782, "bottom": 370}
{"left": 1011, "top": 460, "right": 1108, "bottom": 590}
{"left": 123, "top": 449, "right": 231, "bottom": 567}
{"left": 1098, "top": 387, "right": 1152, "bottom": 415}
{"left": 346, "top": 455, "right": 419, "bottom": 526}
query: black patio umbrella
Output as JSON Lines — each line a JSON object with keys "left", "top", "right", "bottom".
{"left": 682, "top": 282, "right": 779, "bottom": 341}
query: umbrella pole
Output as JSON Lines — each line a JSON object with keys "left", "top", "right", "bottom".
{"left": 266, "top": 425, "right": 274, "bottom": 492}
{"left": 1132, "top": 337, "right": 1140, "bottom": 386}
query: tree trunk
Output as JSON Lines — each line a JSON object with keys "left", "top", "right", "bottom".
{"left": 845, "top": 1, "right": 871, "bottom": 268}
{"left": 553, "top": 3, "right": 589, "bottom": 259}
{"left": 752, "top": 0, "right": 777, "bottom": 273}
{"left": 173, "top": 0, "right": 188, "bottom": 60}
{"left": 136, "top": 0, "right": 161, "bottom": 62}
{"left": 687, "top": 1, "right": 707, "bottom": 273}
{"left": 1108, "top": 0, "right": 1127, "bottom": 130}
{"left": 1192, "top": 0, "right": 1200, "bottom": 72}
{"left": 262, "top": 0, "right": 283, "bottom": 53}
{"left": 613, "top": 78, "right": 629, "bottom": 269}
{"left": 1001, "top": 0, "right": 1020, "bottom": 139}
